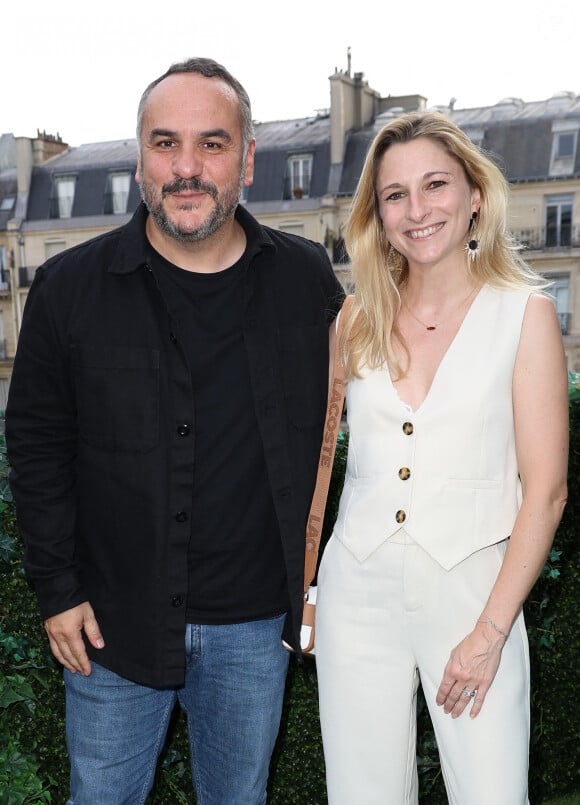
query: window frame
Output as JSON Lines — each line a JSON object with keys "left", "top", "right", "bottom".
{"left": 50, "top": 174, "right": 77, "bottom": 219}
{"left": 544, "top": 194, "right": 574, "bottom": 247}
{"left": 285, "top": 153, "right": 313, "bottom": 200}
{"left": 105, "top": 171, "right": 132, "bottom": 215}
{"left": 549, "top": 122, "right": 579, "bottom": 177}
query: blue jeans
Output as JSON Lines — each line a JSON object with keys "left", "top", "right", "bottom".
{"left": 64, "top": 615, "right": 289, "bottom": 804}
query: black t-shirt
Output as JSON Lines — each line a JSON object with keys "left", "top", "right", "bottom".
{"left": 150, "top": 247, "right": 289, "bottom": 624}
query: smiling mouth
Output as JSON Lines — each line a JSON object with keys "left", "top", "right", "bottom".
{"left": 407, "top": 223, "right": 444, "bottom": 239}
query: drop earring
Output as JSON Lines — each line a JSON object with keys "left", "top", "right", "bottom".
{"left": 465, "top": 211, "right": 480, "bottom": 262}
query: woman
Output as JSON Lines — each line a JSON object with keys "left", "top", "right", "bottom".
{"left": 315, "top": 112, "right": 568, "bottom": 804}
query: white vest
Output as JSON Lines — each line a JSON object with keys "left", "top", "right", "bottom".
{"left": 333, "top": 285, "right": 531, "bottom": 570}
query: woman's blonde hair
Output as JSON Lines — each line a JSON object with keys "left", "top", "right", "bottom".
{"left": 340, "top": 111, "right": 546, "bottom": 379}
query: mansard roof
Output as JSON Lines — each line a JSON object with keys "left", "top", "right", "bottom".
{"left": 27, "top": 139, "right": 140, "bottom": 221}
{"left": 336, "top": 92, "right": 580, "bottom": 195}
{"left": 250, "top": 115, "right": 331, "bottom": 203}
{"left": 4, "top": 90, "right": 580, "bottom": 226}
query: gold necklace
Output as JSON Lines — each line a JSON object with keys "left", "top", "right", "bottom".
{"left": 403, "top": 285, "right": 479, "bottom": 332}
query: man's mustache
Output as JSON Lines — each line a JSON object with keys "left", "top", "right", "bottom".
{"left": 162, "top": 178, "right": 218, "bottom": 199}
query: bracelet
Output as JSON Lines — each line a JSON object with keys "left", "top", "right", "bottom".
{"left": 478, "top": 613, "right": 508, "bottom": 640}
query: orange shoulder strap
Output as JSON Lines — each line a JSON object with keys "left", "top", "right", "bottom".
{"left": 303, "top": 294, "right": 354, "bottom": 591}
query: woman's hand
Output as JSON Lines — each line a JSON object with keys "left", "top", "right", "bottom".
{"left": 435, "top": 619, "right": 506, "bottom": 719}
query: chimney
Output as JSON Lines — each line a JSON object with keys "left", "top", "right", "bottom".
{"left": 329, "top": 68, "right": 379, "bottom": 165}
{"left": 32, "top": 130, "right": 69, "bottom": 165}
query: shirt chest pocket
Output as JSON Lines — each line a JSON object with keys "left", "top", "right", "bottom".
{"left": 71, "top": 344, "right": 160, "bottom": 452}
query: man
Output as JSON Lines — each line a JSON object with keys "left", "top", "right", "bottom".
{"left": 5, "top": 58, "right": 343, "bottom": 804}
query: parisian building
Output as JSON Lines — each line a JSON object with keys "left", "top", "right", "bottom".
{"left": 1, "top": 68, "right": 579, "bottom": 409}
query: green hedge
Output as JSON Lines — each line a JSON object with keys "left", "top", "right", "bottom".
{"left": 1, "top": 388, "right": 579, "bottom": 803}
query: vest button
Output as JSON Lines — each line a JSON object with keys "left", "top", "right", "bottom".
{"left": 398, "top": 467, "right": 411, "bottom": 480}
{"left": 402, "top": 422, "right": 414, "bottom": 435}
{"left": 395, "top": 510, "right": 406, "bottom": 523}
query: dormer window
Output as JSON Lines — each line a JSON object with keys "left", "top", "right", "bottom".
{"left": 464, "top": 128, "right": 485, "bottom": 149}
{"left": 50, "top": 175, "right": 77, "bottom": 219}
{"left": 104, "top": 171, "right": 131, "bottom": 214}
{"left": 284, "top": 154, "right": 313, "bottom": 200}
{"left": 550, "top": 123, "right": 579, "bottom": 177}
{"left": 556, "top": 132, "right": 575, "bottom": 158}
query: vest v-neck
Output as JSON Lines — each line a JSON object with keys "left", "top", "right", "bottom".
{"left": 390, "top": 284, "right": 486, "bottom": 414}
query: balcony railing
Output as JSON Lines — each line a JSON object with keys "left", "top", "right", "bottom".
{"left": 18, "top": 266, "right": 36, "bottom": 287}
{"left": 559, "top": 312, "right": 571, "bottom": 335}
{"left": 512, "top": 225, "right": 580, "bottom": 250}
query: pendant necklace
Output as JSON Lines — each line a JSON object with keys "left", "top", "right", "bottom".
{"left": 403, "top": 285, "right": 479, "bottom": 332}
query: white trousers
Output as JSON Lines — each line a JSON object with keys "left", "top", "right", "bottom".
{"left": 316, "top": 532, "right": 530, "bottom": 805}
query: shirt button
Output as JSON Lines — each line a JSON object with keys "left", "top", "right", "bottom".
{"left": 395, "top": 510, "right": 406, "bottom": 523}
{"left": 402, "top": 422, "right": 414, "bottom": 435}
{"left": 169, "top": 332, "right": 178, "bottom": 344}
{"left": 175, "top": 511, "right": 188, "bottom": 523}
{"left": 171, "top": 595, "right": 184, "bottom": 608}
{"left": 398, "top": 467, "right": 411, "bottom": 480}
{"left": 177, "top": 424, "right": 191, "bottom": 436}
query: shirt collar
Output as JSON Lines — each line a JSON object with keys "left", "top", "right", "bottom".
{"left": 108, "top": 202, "right": 274, "bottom": 276}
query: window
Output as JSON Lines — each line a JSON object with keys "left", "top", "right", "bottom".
{"left": 465, "top": 128, "right": 484, "bottom": 149}
{"left": 0, "top": 312, "right": 5, "bottom": 360}
{"left": 545, "top": 195, "right": 573, "bottom": 247}
{"left": 284, "top": 154, "right": 313, "bottom": 199}
{"left": 105, "top": 172, "right": 131, "bottom": 214}
{"left": 0, "top": 378, "right": 8, "bottom": 410}
{"left": 0, "top": 196, "right": 14, "bottom": 211}
{"left": 545, "top": 273, "right": 571, "bottom": 334}
{"left": 45, "top": 240, "right": 67, "bottom": 260}
{"left": 556, "top": 132, "right": 575, "bottom": 158}
{"left": 279, "top": 222, "right": 305, "bottom": 237}
{"left": 50, "top": 176, "right": 76, "bottom": 218}
{"left": 0, "top": 247, "right": 7, "bottom": 291}
{"left": 332, "top": 237, "right": 350, "bottom": 265}
{"left": 549, "top": 123, "right": 578, "bottom": 176}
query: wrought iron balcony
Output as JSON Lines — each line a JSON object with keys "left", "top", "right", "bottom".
{"left": 512, "top": 225, "right": 580, "bottom": 250}
{"left": 18, "top": 266, "right": 35, "bottom": 287}
{"left": 558, "top": 312, "right": 571, "bottom": 335}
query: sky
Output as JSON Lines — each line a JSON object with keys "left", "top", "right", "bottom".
{"left": 2, "top": 0, "right": 579, "bottom": 147}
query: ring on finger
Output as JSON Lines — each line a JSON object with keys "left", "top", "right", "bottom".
{"left": 462, "top": 687, "right": 477, "bottom": 699}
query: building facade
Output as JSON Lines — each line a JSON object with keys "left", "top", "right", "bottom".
{"left": 1, "top": 69, "right": 580, "bottom": 408}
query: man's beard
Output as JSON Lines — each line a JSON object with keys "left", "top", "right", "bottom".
{"left": 139, "top": 173, "right": 244, "bottom": 243}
